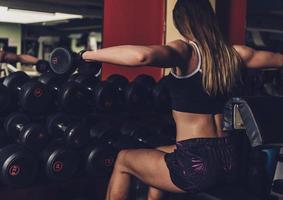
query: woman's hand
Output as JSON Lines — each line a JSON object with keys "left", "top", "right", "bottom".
{"left": 0, "top": 51, "right": 6, "bottom": 62}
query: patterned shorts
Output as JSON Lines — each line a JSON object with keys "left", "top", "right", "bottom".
{"left": 164, "top": 134, "right": 245, "bottom": 193}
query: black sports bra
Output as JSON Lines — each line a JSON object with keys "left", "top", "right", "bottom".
{"left": 165, "top": 41, "right": 228, "bottom": 114}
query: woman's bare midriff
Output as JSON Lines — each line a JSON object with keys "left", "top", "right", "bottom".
{"left": 172, "top": 110, "right": 227, "bottom": 142}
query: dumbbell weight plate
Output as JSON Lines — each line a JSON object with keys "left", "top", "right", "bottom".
{"left": 133, "top": 74, "right": 156, "bottom": 92}
{"left": 19, "top": 81, "right": 52, "bottom": 114}
{"left": 107, "top": 74, "right": 129, "bottom": 89}
{"left": 49, "top": 48, "right": 77, "bottom": 75}
{"left": 85, "top": 144, "right": 118, "bottom": 177}
{"left": 3, "top": 71, "right": 30, "bottom": 93}
{"left": 58, "top": 82, "right": 94, "bottom": 114}
{"left": 125, "top": 83, "right": 151, "bottom": 112}
{"left": 65, "top": 124, "right": 90, "bottom": 149}
{"left": 152, "top": 77, "right": 171, "bottom": 112}
{"left": 38, "top": 71, "right": 67, "bottom": 87}
{"left": 19, "top": 124, "right": 49, "bottom": 151}
{"left": 94, "top": 82, "right": 119, "bottom": 112}
{"left": 42, "top": 141, "right": 80, "bottom": 180}
{"left": 0, "top": 144, "right": 38, "bottom": 187}
{"left": 4, "top": 113, "right": 30, "bottom": 139}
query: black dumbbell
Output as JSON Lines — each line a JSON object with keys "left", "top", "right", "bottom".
{"left": 46, "top": 113, "right": 90, "bottom": 149}
{"left": 38, "top": 72, "right": 70, "bottom": 113}
{"left": 49, "top": 47, "right": 101, "bottom": 75}
{"left": 73, "top": 74, "right": 120, "bottom": 112}
{"left": 40, "top": 139, "right": 80, "bottom": 181}
{"left": 57, "top": 73, "right": 99, "bottom": 114}
{"left": 60, "top": 74, "right": 120, "bottom": 113}
{"left": 38, "top": 72, "right": 68, "bottom": 98}
{"left": 152, "top": 76, "right": 171, "bottom": 112}
{"left": 0, "top": 135, "right": 38, "bottom": 187}
{"left": 3, "top": 71, "right": 53, "bottom": 114}
{"left": 35, "top": 60, "right": 51, "bottom": 74}
{"left": 124, "top": 75, "right": 156, "bottom": 112}
{"left": 83, "top": 121, "right": 121, "bottom": 177}
{"left": 133, "top": 74, "right": 156, "bottom": 93}
{"left": 83, "top": 118, "right": 173, "bottom": 178}
{"left": 107, "top": 74, "right": 129, "bottom": 109}
{"left": 4, "top": 113, "right": 49, "bottom": 151}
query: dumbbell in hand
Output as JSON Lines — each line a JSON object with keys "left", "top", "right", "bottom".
{"left": 0, "top": 135, "right": 38, "bottom": 187}
{"left": 49, "top": 47, "right": 101, "bottom": 75}
{"left": 4, "top": 113, "right": 49, "bottom": 151}
{"left": 3, "top": 71, "right": 53, "bottom": 114}
{"left": 47, "top": 113, "right": 90, "bottom": 149}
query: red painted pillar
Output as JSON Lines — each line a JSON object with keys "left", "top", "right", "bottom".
{"left": 216, "top": 0, "right": 247, "bottom": 45}
{"left": 102, "top": 0, "right": 165, "bottom": 81}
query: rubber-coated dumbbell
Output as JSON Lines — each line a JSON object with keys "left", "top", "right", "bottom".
{"left": 152, "top": 76, "right": 171, "bottom": 112}
{"left": 35, "top": 60, "right": 51, "bottom": 74}
{"left": 40, "top": 139, "right": 80, "bottom": 181}
{"left": 0, "top": 135, "right": 38, "bottom": 187}
{"left": 3, "top": 71, "right": 52, "bottom": 114}
{"left": 83, "top": 118, "right": 174, "bottom": 178}
{"left": 38, "top": 72, "right": 70, "bottom": 113}
{"left": 83, "top": 121, "right": 120, "bottom": 177}
{"left": 38, "top": 72, "right": 68, "bottom": 98}
{"left": 49, "top": 47, "right": 101, "bottom": 75}
{"left": 46, "top": 113, "right": 90, "bottom": 149}
{"left": 124, "top": 75, "right": 155, "bottom": 112}
{"left": 4, "top": 113, "right": 49, "bottom": 151}
{"left": 107, "top": 74, "right": 129, "bottom": 109}
{"left": 61, "top": 74, "right": 120, "bottom": 113}
{"left": 107, "top": 75, "right": 154, "bottom": 112}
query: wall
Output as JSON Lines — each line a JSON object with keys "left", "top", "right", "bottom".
{"left": 102, "top": 0, "right": 165, "bottom": 81}
{"left": 0, "top": 22, "right": 22, "bottom": 54}
{"left": 166, "top": 0, "right": 216, "bottom": 44}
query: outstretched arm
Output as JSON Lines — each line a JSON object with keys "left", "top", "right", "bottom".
{"left": 0, "top": 51, "right": 39, "bottom": 64}
{"left": 82, "top": 40, "right": 191, "bottom": 68}
{"left": 233, "top": 45, "right": 283, "bottom": 69}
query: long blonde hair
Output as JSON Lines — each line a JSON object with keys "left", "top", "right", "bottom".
{"left": 173, "top": 0, "right": 242, "bottom": 95}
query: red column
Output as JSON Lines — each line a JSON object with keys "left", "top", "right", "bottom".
{"left": 216, "top": 0, "right": 247, "bottom": 45}
{"left": 102, "top": 0, "right": 165, "bottom": 81}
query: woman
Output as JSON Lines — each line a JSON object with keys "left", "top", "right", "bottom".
{"left": 80, "top": 0, "right": 283, "bottom": 199}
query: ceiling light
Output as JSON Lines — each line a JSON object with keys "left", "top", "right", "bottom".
{"left": 0, "top": 6, "right": 82, "bottom": 24}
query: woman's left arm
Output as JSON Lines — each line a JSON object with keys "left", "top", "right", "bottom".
{"left": 233, "top": 45, "right": 283, "bottom": 69}
{"left": 82, "top": 40, "right": 190, "bottom": 68}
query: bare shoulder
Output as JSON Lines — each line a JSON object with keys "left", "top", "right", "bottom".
{"left": 166, "top": 40, "right": 193, "bottom": 58}
{"left": 233, "top": 45, "right": 255, "bottom": 63}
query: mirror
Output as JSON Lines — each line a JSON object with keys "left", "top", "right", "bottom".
{"left": 0, "top": 0, "right": 103, "bottom": 76}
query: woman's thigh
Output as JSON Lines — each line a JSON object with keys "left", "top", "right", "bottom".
{"left": 117, "top": 149, "right": 185, "bottom": 193}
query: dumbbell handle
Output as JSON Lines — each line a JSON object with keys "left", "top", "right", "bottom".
{"left": 16, "top": 123, "right": 24, "bottom": 132}
{"left": 57, "top": 123, "right": 68, "bottom": 133}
